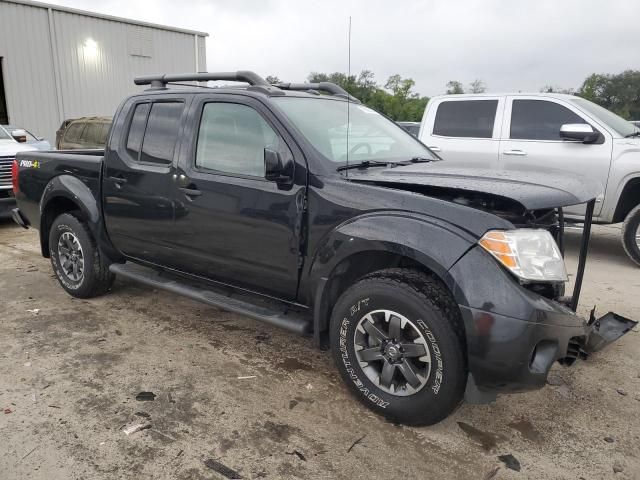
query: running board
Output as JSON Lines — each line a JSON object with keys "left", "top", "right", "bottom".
{"left": 109, "top": 263, "right": 311, "bottom": 335}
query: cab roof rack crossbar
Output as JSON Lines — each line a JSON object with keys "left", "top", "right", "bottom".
{"left": 274, "top": 82, "right": 360, "bottom": 102}
{"left": 134, "top": 71, "right": 270, "bottom": 89}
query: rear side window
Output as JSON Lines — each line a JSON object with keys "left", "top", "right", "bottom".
{"left": 510, "top": 100, "right": 586, "bottom": 140}
{"left": 140, "top": 102, "right": 184, "bottom": 164}
{"left": 98, "top": 123, "right": 110, "bottom": 145}
{"left": 433, "top": 100, "right": 497, "bottom": 138}
{"left": 126, "top": 103, "right": 150, "bottom": 159}
{"left": 64, "top": 123, "right": 85, "bottom": 143}
{"left": 83, "top": 123, "right": 101, "bottom": 145}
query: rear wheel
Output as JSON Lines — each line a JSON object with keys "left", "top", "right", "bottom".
{"left": 49, "top": 213, "right": 114, "bottom": 298}
{"left": 330, "top": 269, "right": 467, "bottom": 426}
{"left": 622, "top": 205, "right": 640, "bottom": 267}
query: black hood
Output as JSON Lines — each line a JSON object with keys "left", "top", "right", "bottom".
{"left": 346, "top": 163, "right": 603, "bottom": 210}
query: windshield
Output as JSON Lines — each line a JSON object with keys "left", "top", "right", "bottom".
{"left": 272, "top": 97, "right": 437, "bottom": 165}
{"left": 0, "top": 126, "right": 11, "bottom": 140}
{"left": 4, "top": 125, "right": 37, "bottom": 142}
{"left": 570, "top": 98, "right": 639, "bottom": 137}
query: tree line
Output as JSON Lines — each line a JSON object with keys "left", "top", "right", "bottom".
{"left": 265, "top": 70, "right": 640, "bottom": 122}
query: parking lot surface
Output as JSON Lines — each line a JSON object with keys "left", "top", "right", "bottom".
{"left": 1, "top": 220, "right": 638, "bottom": 479}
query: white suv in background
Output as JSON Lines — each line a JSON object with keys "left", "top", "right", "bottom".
{"left": 0, "top": 128, "right": 37, "bottom": 219}
{"left": 418, "top": 93, "right": 640, "bottom": 266}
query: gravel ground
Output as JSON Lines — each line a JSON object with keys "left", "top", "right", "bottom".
{"left": 0, "top": 220, "right": 638, "bottom": 480}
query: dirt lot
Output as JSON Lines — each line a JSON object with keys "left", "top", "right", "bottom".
{"left": 0, "top": 220, "right": 638, "bottom": 480}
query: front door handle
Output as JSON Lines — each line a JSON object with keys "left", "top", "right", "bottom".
{"left": 108, "top": 176, "right": 127, "bottom": 189}
{"left": 179, "top": 187, "right": 202, "bottom": 198}
{"left": 503, "top": 149, "right": 527, "bottom": 156}
{"left": 427, "top": 145, "right": 441, "bottom": 152}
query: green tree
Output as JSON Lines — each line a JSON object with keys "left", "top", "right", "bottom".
{"left": 446, "top": 80, "right": 464, "bottom": 94}
{"left": 265, "top": 75, "right": 281, "bottom": 84}
{"left": 305, "top": 70, "right": 429, "bottom": 121}
{"left": 578, "top": 70, "right": 640, "bottom": 119}
{"left": 468, "top": 79, "right": 486, "bottom": 93}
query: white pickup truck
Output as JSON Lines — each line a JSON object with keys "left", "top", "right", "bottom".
{"left": 418, "top": 93, "right": 640, "bottom": 265}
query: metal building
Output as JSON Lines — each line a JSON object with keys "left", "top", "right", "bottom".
{"left": 0, "top": 0, "right": 208, "bottom": 144}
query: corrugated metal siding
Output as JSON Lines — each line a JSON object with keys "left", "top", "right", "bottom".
{"left": 198, "top": 35, "right": 207, "bottom": 72}
{"left": 0, "top": 0, "right": 206, "bottom": 144}
{"left": 0, "top": 1, "right": 60, "bottom": 144}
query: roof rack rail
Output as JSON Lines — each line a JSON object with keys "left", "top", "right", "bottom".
{"left": 134, "top": 71, "right": 270, "bottom": 89}
{"left": 274, "top": 82, "right": 360, "bottom": 102}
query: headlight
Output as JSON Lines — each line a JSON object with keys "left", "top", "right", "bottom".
{"left": 479, "top": 229, "right": 568, "bottom": 282}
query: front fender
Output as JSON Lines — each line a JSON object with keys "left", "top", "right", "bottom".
{"left": 307, "top": 212, "right": 476, "bottom": 286}
{"left": 304, "top": 212, "right": 477, "bottom": 344}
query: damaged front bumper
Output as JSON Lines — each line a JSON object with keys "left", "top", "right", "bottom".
{"left": 447, "top": 244, "right": 637, "bottom": 404}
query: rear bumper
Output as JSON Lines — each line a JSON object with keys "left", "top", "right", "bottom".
{"left": 447, "top": 245, "right": 636, "bottom": 403}
{"left": 11, "top": 207, "right": 29, "bottom": 228}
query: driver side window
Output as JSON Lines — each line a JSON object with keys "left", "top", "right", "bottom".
{"left": 196, "top": 102, "right": 281, "bottom": 177}
{"left": 510, "top": 100, "right": 587, "bottom": 141}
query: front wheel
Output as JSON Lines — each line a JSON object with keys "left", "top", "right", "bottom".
{"left": 49, "top": 213, "right": 115, "bottom": 298}
{"left": 330, "top": 269, "right": 467, "bottom": 426}
{"left": 622, "top": 205, "right": 640, "bottom": 267}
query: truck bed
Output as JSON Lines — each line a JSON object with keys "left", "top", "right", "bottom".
{"left": 14, "top": 149, "right": 104, "bottom": 230}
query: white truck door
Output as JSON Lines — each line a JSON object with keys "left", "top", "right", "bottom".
{"left": 499, "top": 96, "right": 612, "bottom": 217}
{"left": 419, "top": 97, "right": 503, "bottom": 169}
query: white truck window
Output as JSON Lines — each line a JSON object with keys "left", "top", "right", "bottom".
{"left": 433, "top": 100, "right": 497, "bottom": 138}
{"left": 510, "top": 100, "right": 586, "bottom": 141}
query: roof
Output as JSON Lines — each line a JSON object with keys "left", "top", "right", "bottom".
{"left": 430, "top": 92, "right": 578, "bottom": 101}
{"left": 1, "top": 0, "right": 209, "bottom": 36}
{"left": 133, "top": 84, "right": 352, "bottom": 102}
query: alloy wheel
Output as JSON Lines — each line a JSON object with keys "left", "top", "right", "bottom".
{"left": 353, "top": 309, "right": 432, "bottom": 396}
{"left": 57, "top": 232, "right": 85, "bottom": 282}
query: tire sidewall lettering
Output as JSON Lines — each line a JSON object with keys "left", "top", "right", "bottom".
{"left": 338, "top": 296, "right": 445, "bottom": 409}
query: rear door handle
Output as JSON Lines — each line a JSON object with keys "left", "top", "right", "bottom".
{"left": 503, "top": 149, "right": 527, "bottom": 156}
{"left": 179, "top": 187, "right": 202, "bottom": 198}
{"left": 427, "top": 145, "right": 441, "bottom": 152}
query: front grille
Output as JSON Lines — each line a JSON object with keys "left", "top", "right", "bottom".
{"left": 0, "top": 156, "right": 14, "bottom": 188}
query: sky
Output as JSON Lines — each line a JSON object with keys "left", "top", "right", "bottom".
{"left": 48, "top": 0, "right": 637, "bottom": 97}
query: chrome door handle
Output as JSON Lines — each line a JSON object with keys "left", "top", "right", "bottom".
{"left": 427, "top": 145, "right": 441, "bottom": 152}
{"left": 503, "top": 149, "right": 527, "bottom": 156}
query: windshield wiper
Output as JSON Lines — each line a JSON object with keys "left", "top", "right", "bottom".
{"left": 337, "top": 160, "right": 392, "bottom": 172}
{"left": 624, "top": 131, "right": 640, "bottom": 138}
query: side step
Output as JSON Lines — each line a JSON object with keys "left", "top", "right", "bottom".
{"left": 109, "top": 263, "right": 312, "bottom": 335}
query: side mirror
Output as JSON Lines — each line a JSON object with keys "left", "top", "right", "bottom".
{"left": 11, "top": 129, "right": 28, "bottom": 143}
{"left": 560, "top": 124, "right": 599, "bottom": 143}
{"left": 264, "top": 148, "right": 293, "bottom": 184}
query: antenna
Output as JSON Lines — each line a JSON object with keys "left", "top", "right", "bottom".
{"left": 345, "top": 16, "right": 352, "bottom": 178}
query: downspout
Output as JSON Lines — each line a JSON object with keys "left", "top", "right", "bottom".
{"left": 47, "top": 8, "right": 65, "bottom": 125}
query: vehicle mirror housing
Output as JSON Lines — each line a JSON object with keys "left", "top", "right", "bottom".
{"left": 264, "top": 148, "right": 293, "bottom": 184}
{"left": 11, "top": 129, "right": 28, "bottom": 143}
{"left": 560, "top": 124, "right": 599, "bottom": 143}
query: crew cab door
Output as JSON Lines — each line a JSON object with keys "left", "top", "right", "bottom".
{"left": 499, "top": 97, "right": 612, "bottom": 216}
{"left": 419, "top": 97, "right": 503, "bottom": 169}
{"left": 167, "top": 95, "right": 305, "bottom": 301}
{"left": 103, "top": 95, "right": 188, "bottom": 265}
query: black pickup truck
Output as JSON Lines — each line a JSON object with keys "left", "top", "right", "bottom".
{"left": 11, "top": 71, "right": 636, "bottom": 425}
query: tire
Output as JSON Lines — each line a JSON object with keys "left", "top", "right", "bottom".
{"left": 622, "top": 204, "right": 640, "bottom": 267}
{"left": 49, "top": 213, "right": 115, "bottom": 298}
{"left": 329, "top": 268, "right": 466, "bottom": 426}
